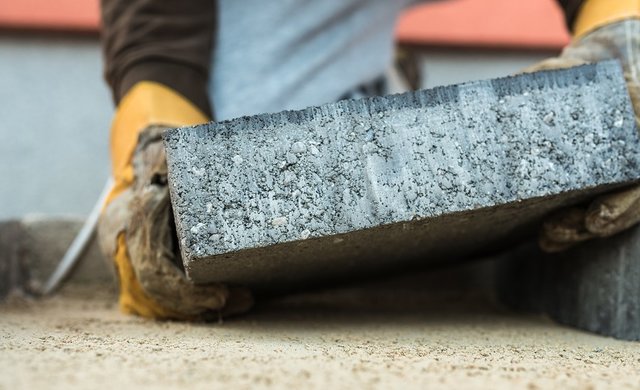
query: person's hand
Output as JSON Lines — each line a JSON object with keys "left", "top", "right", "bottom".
{"left": 98, "top": 82, "right": 252, "bottom": 319}
{"left": 525, "top": 4, "right": 640, "bottom": 252}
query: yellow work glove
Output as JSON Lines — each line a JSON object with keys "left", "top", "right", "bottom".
{"left": 525, "top": 0, "right": 640, "bottom": 252}
{"left": 98, "top": 81, "right": 253, "bottom": 319}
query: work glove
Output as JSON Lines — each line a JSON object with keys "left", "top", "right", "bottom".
{"left": 525, "top": 0, "right": 640, "bottom": 252}
{"left": 98, "top": 82, "right": 253, "bottom": 319}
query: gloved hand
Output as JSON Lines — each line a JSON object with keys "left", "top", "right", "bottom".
{"left": 525, "top": 1, "right": 640, "bottom": 252}
{"left": 98, "top": 81, "right": 253, "bottom": 319}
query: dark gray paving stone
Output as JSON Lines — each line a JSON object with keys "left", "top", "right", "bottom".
{"left": 165, "top": 61, "right": 640, "bottom": 290}
{"left": 0, "top": 217, "right": 112, "bottom": 299}
{"left": 495, "top": 227, "right": 640, "bottom": 341}
{"left": 0, "top": 221, "right": 27, "bottom": 298}
{"left": 543, "top": 227, "right": 640, "bottom": 341}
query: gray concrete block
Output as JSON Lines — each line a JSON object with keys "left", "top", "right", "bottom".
{"left": 544, "top": 228, "right": 640, "bottom": 341}
{"left": 0, "top": 221, "right": 27, "bottom": 298}
{"left": 495, "top": 228, "right": 640, "bottom": 341}
{"left": 0, "top": 217, "right": 113, "bottom": 299}
{"left": 165, "top": 61, "right": 640, "bottom": 290}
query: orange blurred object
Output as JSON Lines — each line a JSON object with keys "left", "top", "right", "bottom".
{"left": 0, "top": 0, "right": 99, "bottom": 31}
{"left": 397, "top": 0, "right": 571, "bottom": 50}
{"left": 0, "top": 0, "right": 569, "bottom": 50}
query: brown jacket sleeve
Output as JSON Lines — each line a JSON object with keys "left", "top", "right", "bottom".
{"left": 556, "top": 0, "right": 586, "bottom": 32}
{"left": 100, "top": 0, "right": 215, "bottom": 117}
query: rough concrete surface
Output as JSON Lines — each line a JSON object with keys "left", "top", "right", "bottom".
{"left": 2, "top": 279, "right": 640, "bottom": 390}
{"left": 165, "top": 61, "right": 640, "bottom": 288}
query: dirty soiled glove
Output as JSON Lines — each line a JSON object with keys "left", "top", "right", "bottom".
{"left": 525, "top": 0, "right": 640, "bottom": 252}
{"left": 98, "top": 81, "right": 253, "bottom": 319}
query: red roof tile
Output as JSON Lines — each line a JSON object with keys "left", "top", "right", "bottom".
{"left": 0, "top": 0, "right": 99, "bottom": 31}
{"left": 396, "top": 0, "right": 571, "bottom": 50}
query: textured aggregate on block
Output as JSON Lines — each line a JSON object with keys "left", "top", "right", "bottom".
{"left": 165, "top": 61, "right": 640, "bottom": 289}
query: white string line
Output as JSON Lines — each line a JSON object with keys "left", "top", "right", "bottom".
{"left": 40, "top": 178, "right": 114, "bottom": 296}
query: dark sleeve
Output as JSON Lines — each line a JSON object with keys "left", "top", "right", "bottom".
{"left": 100, "top": 0, "right": 216, "bottom": 117}
{"left": 555, "top": 0, "right": 586, "bottom": 31}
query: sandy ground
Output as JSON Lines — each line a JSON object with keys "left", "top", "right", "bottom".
{"left": 1, "top": 282, "right": 640, "bottom": 390}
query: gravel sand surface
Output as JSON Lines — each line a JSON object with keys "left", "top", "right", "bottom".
{"left": 1, "top": 283, "right": 639, "bottom": 390}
